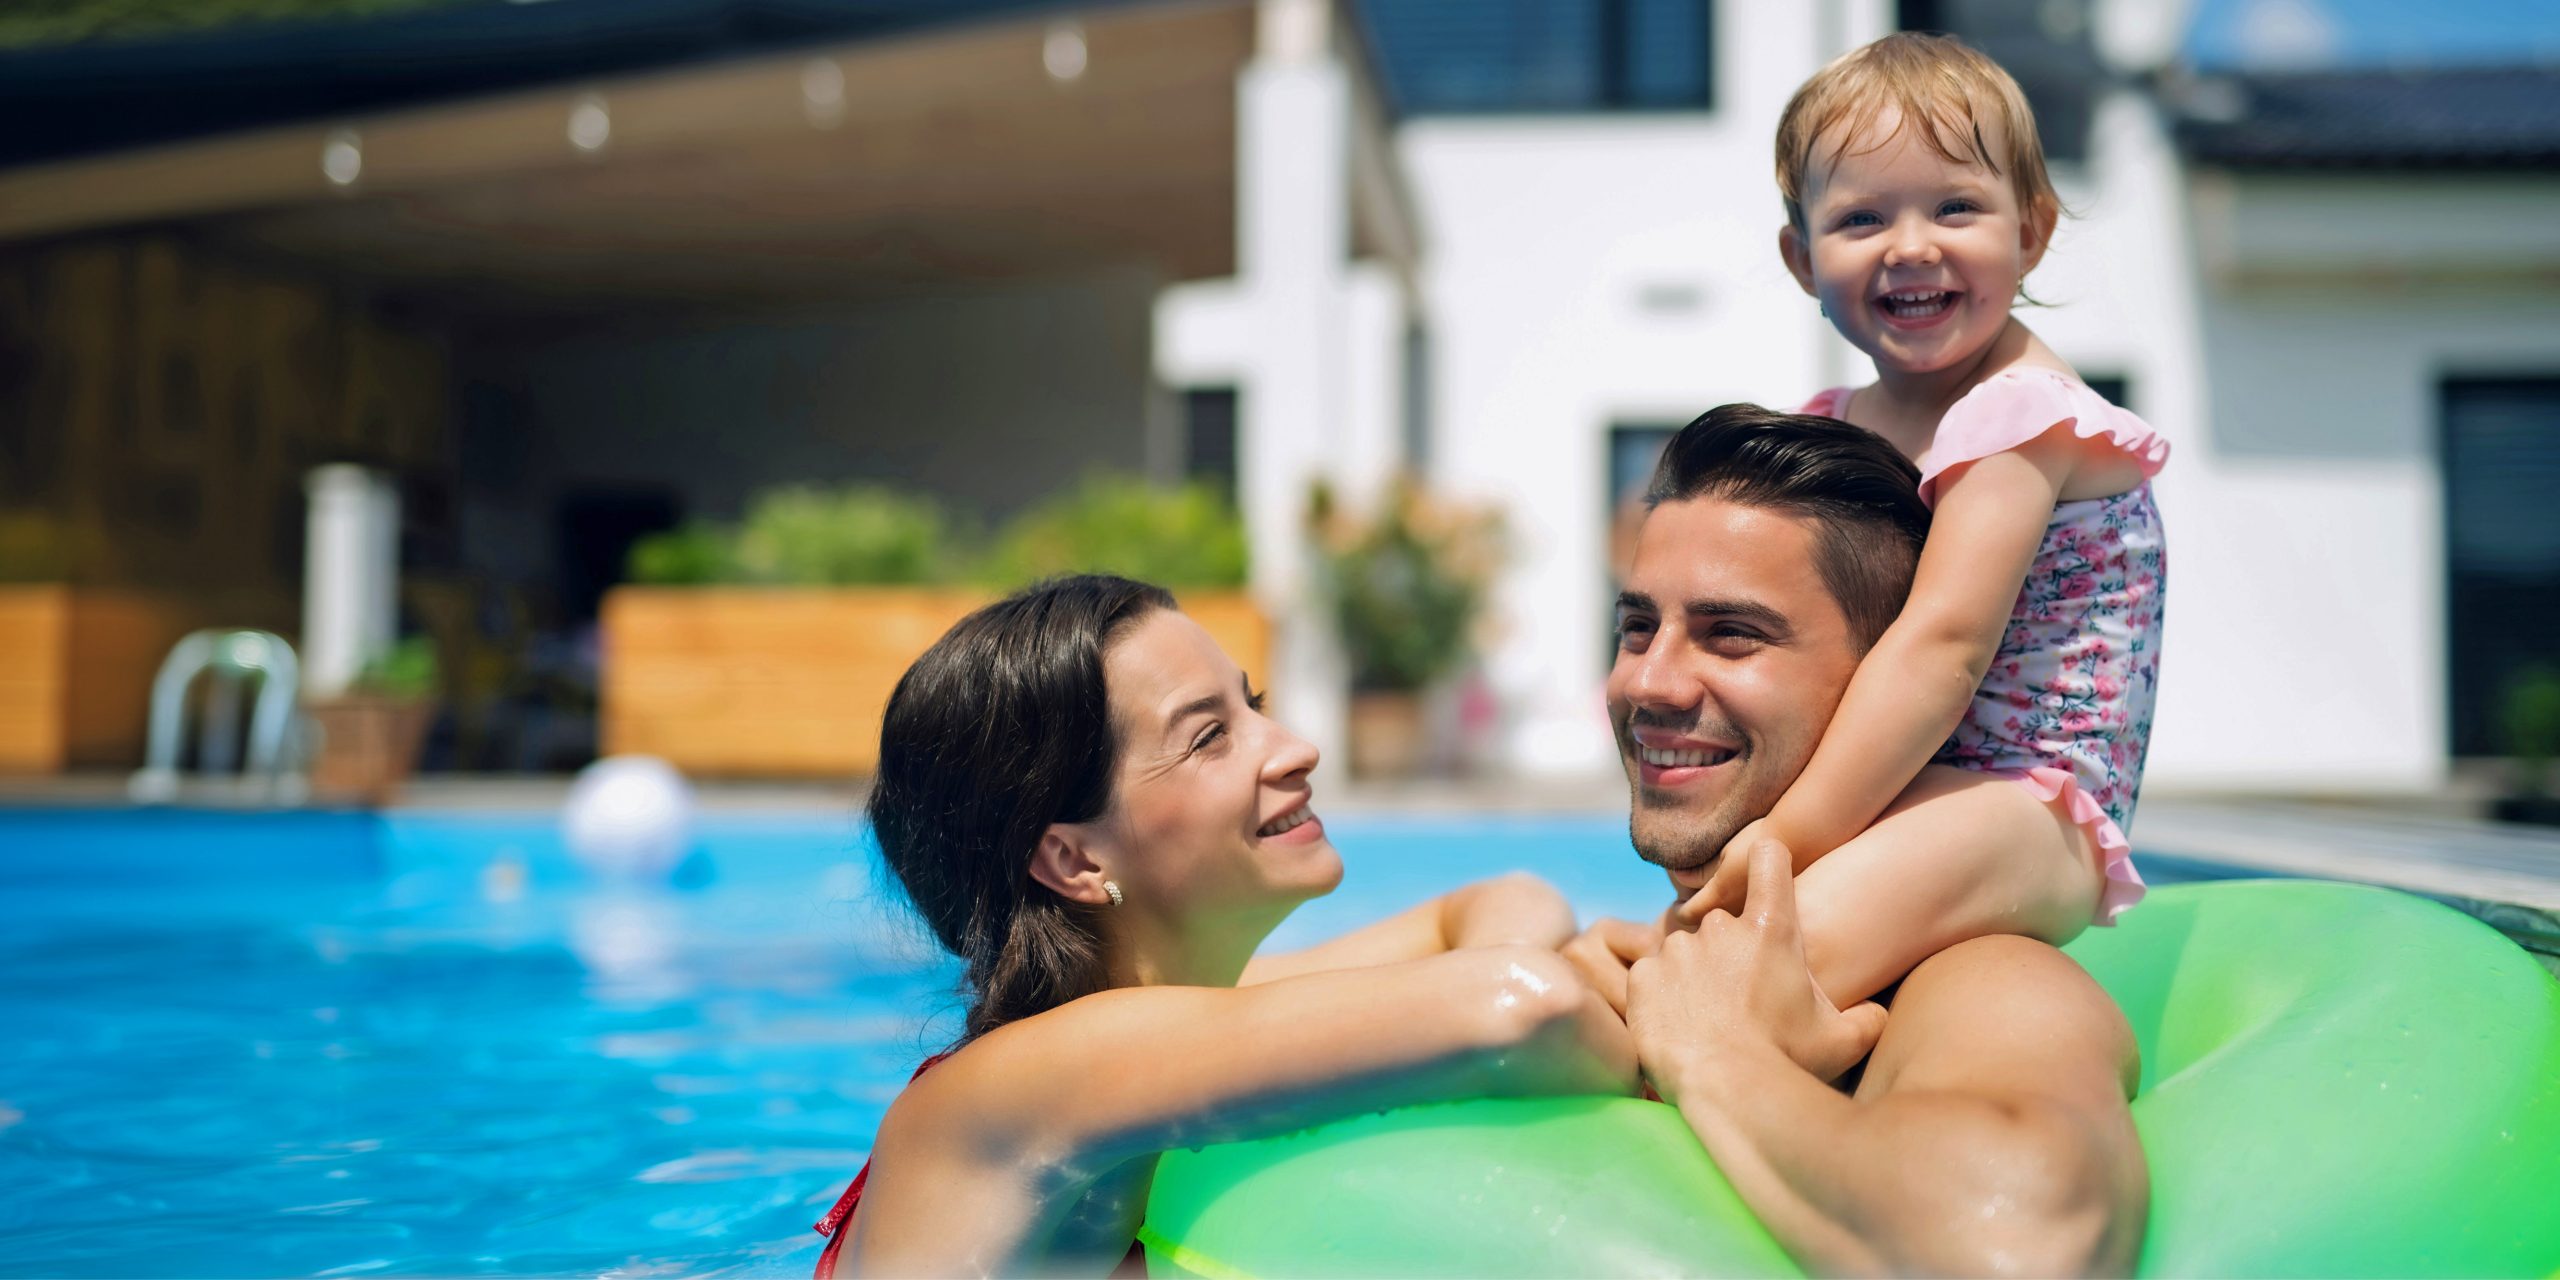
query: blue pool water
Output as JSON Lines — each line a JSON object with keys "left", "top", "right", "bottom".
{"left": 0, "top": 806, "right": 2227, "bottom": 1276}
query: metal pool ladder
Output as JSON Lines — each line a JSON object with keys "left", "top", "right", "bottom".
{"left": 129, "top": 629, "right": 309, "bottom": 805}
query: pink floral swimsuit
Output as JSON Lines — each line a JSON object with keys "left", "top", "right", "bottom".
{"left": 1804, "top": 370, "right": 2168, "bottom": 925}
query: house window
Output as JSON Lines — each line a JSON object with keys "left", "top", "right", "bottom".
{"left": 1606, "top": 422, "right": 1684, "bottom": 668}
{"left": 1894, "top": 0, "right": 2100, "bottom": 164}
{"left": 2443, "top": 377, "right": 2560, "bottom": 757}
{"left": 1362, "top": 0, "right": 1715, "bottom": 114}
{"left": 1183, "top": 386, "right": 1241, "bottom": 504}
{"left": 2081, "top": 373, "right": 2131, "bottom": 411}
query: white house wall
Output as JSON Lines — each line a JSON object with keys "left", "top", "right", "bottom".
{"left": 1399, "top": 116, "right": 1829, "bottom": 774}
{"left": 1387, "top": 0, "right": 1889, "bottom": 776}
{"left": 1161, "top": 0, "right": 2542, "bottom": 795}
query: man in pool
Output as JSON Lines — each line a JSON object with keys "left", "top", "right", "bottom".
{"left": 1568, "top": 404, "right": 2150, "bottom": 1276}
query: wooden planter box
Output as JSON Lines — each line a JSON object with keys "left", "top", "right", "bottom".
{"left": 600, "top": 586, "right": 1271, "bottom": 778}
{"left": 0, "top": 586, "right": 194, "bottom": 773}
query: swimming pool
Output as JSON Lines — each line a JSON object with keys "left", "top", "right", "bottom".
{"left": 0, "top": 805, "right": 2236, "bottom": 1276}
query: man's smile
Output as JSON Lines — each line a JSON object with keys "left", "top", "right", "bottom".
{"left": 1630, "top": 728, "right": 1742, "bottom": 790}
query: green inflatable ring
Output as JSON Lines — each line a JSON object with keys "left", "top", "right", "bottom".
{"left": 1140, "top": 881, "right": 2560, "bottom": 1277}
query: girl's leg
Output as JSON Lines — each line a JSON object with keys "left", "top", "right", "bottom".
{"left": 1791, "top": 764, "right": 2102, "bottom": 1009}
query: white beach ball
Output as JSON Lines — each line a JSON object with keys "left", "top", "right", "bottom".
{"left": 562, "top": 754, "right": 695, "bottom": 881}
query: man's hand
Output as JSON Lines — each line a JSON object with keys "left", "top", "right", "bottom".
{"left": 1629, "top": 832, "right": 1888, "bottom": 1101}
{"left": 1559, "top": 914, "right": 1671, "bottom": 1016}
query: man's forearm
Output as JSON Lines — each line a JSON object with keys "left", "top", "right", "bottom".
{"left": 1665, "top": 1043, "right": 1898, "bottom": 1276}
{"left": 1666, "top": 1046, "right": 2118, "bottom": 1278}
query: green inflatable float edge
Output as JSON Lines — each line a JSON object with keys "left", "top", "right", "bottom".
{"left": 1141, "top": 881, "right": 2560, "bottom": 1278}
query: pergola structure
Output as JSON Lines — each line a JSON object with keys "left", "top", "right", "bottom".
{"left": 0, "top": 0, "right": 1420, "bottom": 771}
{"left": 0, "top": 0, "right": 1415, "bottom": 308}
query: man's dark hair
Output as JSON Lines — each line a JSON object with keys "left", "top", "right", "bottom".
{"left": 1645, "top": 403, "right": 1931, "bottom": 651}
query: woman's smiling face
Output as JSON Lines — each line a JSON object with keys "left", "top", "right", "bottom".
{"left": 1784, "top": 107, "right": 2051, "bottom": 377}
{"left": 1092, "top": 610, "right": 1341, "bottom": 920}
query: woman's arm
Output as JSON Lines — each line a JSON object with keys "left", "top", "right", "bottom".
{"left": 873, "top": 945, "right": 1634, "bottom": 1205}
{"left": 966, "top": 945, "right": 1633, "bottom": 1165}
{"left": 1238, "top": 872, "right": 1578, "bottom": 986}
{"left": 1755, "top": 425, "right": 2085, "bottom": 864}
{"left": 849, "top": 946, "right": 1634, "bottom": 1273}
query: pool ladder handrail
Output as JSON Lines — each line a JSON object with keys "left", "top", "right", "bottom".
{"left": 128, "top": 629, "right": 309, "bottom": 805}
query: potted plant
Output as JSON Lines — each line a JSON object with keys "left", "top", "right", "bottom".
{"left": 603, "top": 477, "right": 1265, "bottom": 778}
{"left": 306, "top": 634, "right": 438, "bottom": 805}
{"left": 2495, "top": 666, "right": 2560, "bottom": 826}
{"left": 1308, "top": 477, "right": 1504, "bottom": 779}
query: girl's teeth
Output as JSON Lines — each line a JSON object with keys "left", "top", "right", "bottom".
{"left": 1883, "top": 291, "right": 1954, "bottom": 317}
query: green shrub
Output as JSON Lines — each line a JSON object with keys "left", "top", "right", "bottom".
{"left": 2503, "top": 666, "right": 2560, "bottom": 794}
{"left": 732, "top": 485, "right": 954, "bottom": 586}
{"left": 353, "top": 634, "right": 438, "bottom": 699}
{"left": 0, "top": 0, "right": 471, "bottom": 48}
{"left": 1309, "top": 477, "right": 1504, "bottom": 693}
{"left": 616, "top": 475, "right": 1243, "bottom": 591}
{"left": 625, "top": 521, "right": 735, "bottom": 586}
{"left": 978, "top": 477, "right": 1248, "bottom": 590}
{"left": 0, "top": 512, "right": 72, "bottom": 583}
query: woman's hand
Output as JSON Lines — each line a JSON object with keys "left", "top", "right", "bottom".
{"left": 1440, "top": 871, "right": 1579, "bottom": 952}
{"left": 1629, "top": 832, "right": 1888, "bottom": 1102}
{"left": 1559, "top": 912, "right": 1670, "bottom": 1016}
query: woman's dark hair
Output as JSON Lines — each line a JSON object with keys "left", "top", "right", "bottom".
{"left": 867, "top": 574, "right": 1176, "bottom": 1043}
{"left": 1646, "top": 403, "right": 1931, "bottom": 652}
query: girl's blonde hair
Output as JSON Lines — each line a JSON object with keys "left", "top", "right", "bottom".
{"left": 1775, "top": 32, "right": 2059, "bottom": 234}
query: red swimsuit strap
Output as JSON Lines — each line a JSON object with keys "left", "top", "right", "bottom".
{"left": 813, "top": 1051, "right": 955, "bottom": 1278}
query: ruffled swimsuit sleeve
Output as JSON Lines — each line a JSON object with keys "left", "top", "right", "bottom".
{"left": 1917, "top": 369, "right": 2168, "bottom": 509}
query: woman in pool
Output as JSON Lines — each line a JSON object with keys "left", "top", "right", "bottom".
{"left": 814, "top": 574, "right": 1635, "bottom": 1276}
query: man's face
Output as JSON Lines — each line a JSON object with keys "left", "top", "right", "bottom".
{"left": 1607, "top": 495, "right": 1865, "bottom": 894}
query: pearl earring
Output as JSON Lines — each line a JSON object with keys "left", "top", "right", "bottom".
{"left": 1103, "top": 880, "right": 1124, "bottom": 907}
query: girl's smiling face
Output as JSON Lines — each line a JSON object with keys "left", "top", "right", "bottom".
{"left": 1782, "top": 107, "right": 2053, "bottom": 378}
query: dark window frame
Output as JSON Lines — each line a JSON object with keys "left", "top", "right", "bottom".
{"left": 1361, "top": 0, "right": 1717, "bottom": 117}
{"left": 2442, "top": 373, "right": 2560, "bottom": 758}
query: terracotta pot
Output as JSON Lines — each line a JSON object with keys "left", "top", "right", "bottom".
{"left": 306, "top": 695, "right": 433, "bottom": 806}
{"left": 1348, "top": 691, "right": 1427, "bottom": 780}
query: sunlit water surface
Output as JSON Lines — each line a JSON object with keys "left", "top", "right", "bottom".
{"left": 0, "top": 806, "right": 2225, "bottom": 1276}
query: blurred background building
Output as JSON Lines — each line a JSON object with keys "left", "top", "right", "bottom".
{"left": 0, "top": 0, "right": 2553, "bottom": 806}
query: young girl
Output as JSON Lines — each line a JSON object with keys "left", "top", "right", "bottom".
{"left": 1684, "top": 33, "right": 2166, "bottom": 985}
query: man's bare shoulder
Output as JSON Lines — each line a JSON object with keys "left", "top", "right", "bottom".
{"left": 1858, "top": 936, "right": 2153, "bottom": 1276}
{"left": 1864, "top": 934, "right": 2141, "bottom": 1103}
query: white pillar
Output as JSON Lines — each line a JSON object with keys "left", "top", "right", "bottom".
{"left": 303, "top": 464, "right": 399, "bottom": 697}
{"left": 1237, "top": 0, "right": 1355, "bottom": 766}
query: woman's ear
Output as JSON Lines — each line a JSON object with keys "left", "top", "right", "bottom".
{"left": 1779, "top": 222, "right": 1817, "bottom": 297}
{"left": 1030, "top": 824, "right": 1115, "bottom": 907}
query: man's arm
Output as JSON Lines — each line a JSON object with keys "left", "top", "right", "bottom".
{"left": 1629, "top": 838, "right": 2147, "bottom": 1278}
